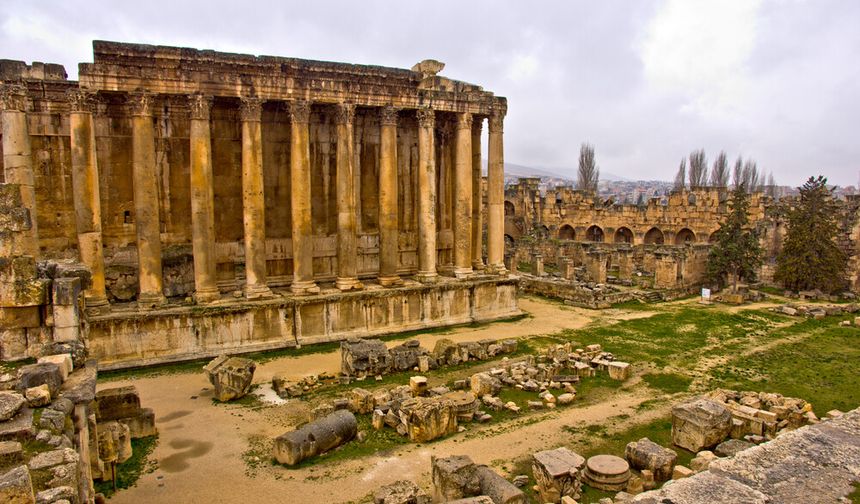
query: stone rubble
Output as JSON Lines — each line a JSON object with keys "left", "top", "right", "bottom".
{"left": 203, "top": 355, "right": 256, "bottom": 402}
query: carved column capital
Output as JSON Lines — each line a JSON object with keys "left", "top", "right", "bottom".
{"left": 489, "top": 111, "right": 505, "bottom": 133}
{"left": 66, "top": 88, "right": 99, "bottom": 113}
{"left": 128, "top": 91, "right": 155, "bottom": 116}
{"left": 379, "top": 106, "right": 399, "bottom": 126}
{"left": 0, "top": 83, "right": 28, "bottom": 112}
{"left": 239, "top": 96, "right": 263, "bottom": 122}
{"left": 334, "top": 103, "right": 355, "bottom": 125}
{"left": 456, "top": 112, "right": 473, "bottom": 131}
{"left": 416, "top": 107, "right": 435, "bottom": 129}
{"left": 188, "top": 94, "right": 213, "bottom": 121}
{"left": 289, "top": 100, "right": 311, "bottom": 124}
{"left": 472, "top": 115, "right": 484, "bottom": 134}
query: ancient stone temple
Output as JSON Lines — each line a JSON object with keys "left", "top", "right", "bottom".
{"left": 0, "top": 41, "right": 519, "bottom": 368}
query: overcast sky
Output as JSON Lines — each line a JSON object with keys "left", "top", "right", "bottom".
{"left": 2, "top": 0, "right": 858, "bottom": 186}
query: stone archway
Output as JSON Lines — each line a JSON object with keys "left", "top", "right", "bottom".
{"left": 675, "top": 228, "right": 696, "bottom": 245}
{"left": 644, "top": 227, "right": 664, "bottom": 245}
{"left": 504, "top": 201, "right": 515, "bottom": 216}
{"left": 614, "top": 227, "right": 633, "bottom": 244}
{"left": 558, "top": 224, "right": 575, "bottom": 240}
{"left": 586, "top": 225, "right": 604, "bottom": 242}
{"left": 708, "top": 231, "right": 719, "bottom": 243}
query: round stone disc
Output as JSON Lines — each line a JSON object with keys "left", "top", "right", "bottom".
{"left": 586, "top": 454, "right": 630, "bottom": 477}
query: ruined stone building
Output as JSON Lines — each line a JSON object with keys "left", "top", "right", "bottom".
{"left": 0, "top": 41, "right": 520, "bottom": 368}
{"left": 503, "top": 180, "right": 860, "bottom": 292}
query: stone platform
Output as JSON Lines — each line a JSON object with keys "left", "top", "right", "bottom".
{"left": 87, "top": 276, "right": 520, "bottom": 370}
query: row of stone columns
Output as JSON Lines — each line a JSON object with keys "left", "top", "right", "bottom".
{"left": 56, "top": 90, "right": 507, "bottom": 306}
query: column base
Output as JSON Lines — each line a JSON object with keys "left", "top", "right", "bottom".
{"left": 291, "top": 280, "right": 320, "bottom": 295}
{"left": 84, "top": 294, "right": 109, "bottom": 308}
{"left": 378, "top": 275, "right": 403, "bottom": 287}
{"left": 336, "top": 277, "right": 363, "bottom": 291}
{"left": 486, "top": 263, "right": 508, "bottom": 276}
{"left": 194, "top": 287, "right": 221, "bottom": 304}
{"left": 438, "top": 264, "right": 455, "bottom": 277}
{"left": 453, "top": 267, "right": 474, "bottom": 279}
{"left": 137, "top": 292, "right": 167, "bottom": 310}
{"left": 472, "top": 260, "right": 486, "bottom": 271}
{"left": 244, "top": 283, "right": 273, "bottom": 300}
{"left": 415, "top": 271, "right": 438, "bottom": 284}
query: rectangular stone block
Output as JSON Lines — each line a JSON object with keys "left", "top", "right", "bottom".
{"left": 51, "top": 277, "right": 81, "bottom": 306}
{"left": 37, "top": 354, "right": 72, "bottom": 380}
{"left": 0, "top": 307, "right": 40, "bottom": 330}
{"left": 0, "top": 329, "right": 28, "bottom": 361}
{"left": 95, "top": 386, "right": 141, "bottom": 422}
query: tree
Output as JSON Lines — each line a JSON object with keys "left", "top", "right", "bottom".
{"left": 688, "top": 149, "right": 708, "bottom": 188}
{"left": 673, "top": 158, "right": 686, "bottom": 191}
{"left": 741, "top": 160, "right": 762, "bottom": 192}
{"left": 732, "top": 157, "right": 743, "bottom": 189}
{"left": 706, "top": 184, "right": 763, "bottom": 292}
{"left": 774, "top": 176, "right": 848, "bottom": 293}
{"left": 576, "top": 143, "right": 599, "bottom": 194}
{"left": 710, "top": 151, "right": 729, "bottom": 187}
{"left": 766, "top": 172, "right": 777, "bottom": 199}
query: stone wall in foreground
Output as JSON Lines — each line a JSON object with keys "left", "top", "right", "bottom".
{"left": 632, "top": 407, "right": 860, "bottom": 503}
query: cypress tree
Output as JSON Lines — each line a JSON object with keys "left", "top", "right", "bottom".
{"left": 706, "top": 183, "right": 763, "bottom": 292}
{"left": 774, "top": 176, "right": 848, "bottom": 293}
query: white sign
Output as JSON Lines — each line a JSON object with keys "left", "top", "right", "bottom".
{"left": 701, "top": 288, "right": 711, "bottom": 300}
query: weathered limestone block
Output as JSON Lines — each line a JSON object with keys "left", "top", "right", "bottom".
{"left": 58, "top": 362, "right": 96, "bottom": 404}
{"left": 0, "top": 392, "right": 25, "bottom": 421}
{"left": 409, "top": 376, "right": 428, "bottom": 397}
{"left": 0, "top": 257, "right": 48, "bottom": 307}
{"left": 36, "top": 354, "right": 72, "bottom": 381}
{"left": 97, "top": 421, "right": 132, "bottom": 464}
{"left": 532, "top": 447, "right": 586, "bottom": 502}
{"left": 470, "top": 373, "right": 501, "bottom": 398}
{"left": 625, "top": 438, "right": 677, "bottom": 482}
{"left": 203, "top": 355, "right": 256, "bottom": 402}
{"left": 475, "top": 466, "right": 526, "bottom": 504}
{"left": 444, "top": 391, "right": 478, "bottom": 421}
{"left": 0, "top": 465, "right": 34, "bottom": 503}
{"left": 35, "top": 485, "right": 75, "bottom": 504}
{"left": 400, "top": 397, "right": 457, "bottom": 443}
{"left": 689, "top": 450, "right": 718, "bottom": 473}
{"left": 95, "top": 386, "right": 140, "bottom": 421}
{"left": 459, "top": 341, "right": 488, "bottom": 362}
{"left": 608, "top": 361, "right": 631, "bottom": 381}
{"left": 271, "top": 374, "right": 303, "bottom": 398}
{"left": 349, "top": 388, "right": 374, "bottom": 415}
{"left": 671, "top": 398, "right": 732, "bottom": 452}
{"left": 0, "top": 407, "right": 33, "bottom": 440}
{"left": 38, "top": 409, "right": 66, "bottom": 433}
{"left": 672, "top": 465, "right": 694, "bottom": 479}
{"left": 0, "top": 441, "right": 22, "bottom": 465}
{"left": 272, "top": 410, "right": 357, "bottom": 466}
{"left": 372, "top": 479, "right": 431, "bottom": 504}
{"left": 28, "top": 448, "right": 78, "bottom": 471}
{"left": 118, "top": 407, "right": 157, "bottom": 439}
{"left": 630, "top": 470, "right": 769, "bottom": 503}
{"left": 446, "top": 498, "right": 494, "bottom": 504}
{"left": 431, "top": 455, "right": 481, "bottom": 502}
{"left": 16, "top": 363, "right": 63, "bottom": 397}
{"left": 24, "top": 385, "right": 50, "bottom": 408}
{"left": 390, "top": 341, "right": 430, "bottom": 372}
{"left": 714, "top": 438, "right": 755, "bottom": 457}
{"left": 433, "top": 339, "right": 461, "bottom": 366}
{"left": 341, "top": 339, "right": 390, "bottom": 377}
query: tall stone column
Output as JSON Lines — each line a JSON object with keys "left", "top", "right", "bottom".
{"left": 453, "top": 112, "right": 473, "bottom": 279}
{"left": 416, "top": 107, "right": 438, "bottom": 283}
{"left": 377, "top": 106, "right": 402, "bottom": 287}
{"left": 0, "top": 83, "right": 38, "bottom": 257}
{"left": 335, "top": 103, "right": 361, "bottom": 291}
{"left": 471, "top": 117, "right": 485, "bottom": 271}
{"left": 487, "top": 111, "right": 507, "bottom": 274}
{"left": 289, "top": 100, "right": 320, "bottom": 295}
{"left": 67, "top": 89, "right": 108, "bottom": 307}
{"left": 188, "top": 94, "right": 220, "bottom": 303}
{"left": 240, "top": 97, "right": 273, "bottom": 299}
{"left": 129, "top": 92, "right": 166, "bottom": 307}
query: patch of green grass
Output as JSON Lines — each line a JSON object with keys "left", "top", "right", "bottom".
{"left": 710, "top": 315, "right": 860, "bottom": 415}
{"left": 643, "top": 372, "right": 693, "bottom": 394}
{"left": 611, "top": 299, "right": 657, "bottom": 311}
{"left": 848, "top": 481, "right": 860, "bottom": 503}
{"left": 559, "top": 306, "right": 774, "bottom": 368}
{"left": 94, "top": 435, "right": 159, "bottom": 498}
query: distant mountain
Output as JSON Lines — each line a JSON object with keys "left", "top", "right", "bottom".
{"left": 485, "top": 160, "right": 631, "bottom": 183}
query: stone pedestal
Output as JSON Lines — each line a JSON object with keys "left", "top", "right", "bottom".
{"left": 532, "top": 253, "right": 544, "bottom": 277}
{"left": 655, "top": 252, "right": 679, "bottom": 289}
{"left": 67, "top": 89, "right": 108, "bottom": 307}
{"left": 240, "top": 97, "right": 272, "bottom": 299}
{"left": 378, "top": 106, "right": 402, "bottom": 287}
{"left": 335, "top": 104, "right": 362, "bottom": 291}
{"left": 586, "top": 250, "right": 608, "bottom": 284}
{"left": 188, "top": 94, "right": 220, "bottom": 303}
{"left": 453, "top": 112, "right": 473, "bottom": 279}
{"left": 289, "top": 100, "right": 320, "bottom": 295}
{"left": 129, "top": 92, "right": 166, "bottom": 308}
{"left": 52, "top": 277, "right": 81, "bottom": 343}
{"left": 561, "top": 257, "right": 574, "bottom": 280}
{"left": 617, "top": 248, "right": 634, "bottom": 280}
{"left": 416, "top": 108, "right": 438, "bottom": 283}
{"left": 486, "top": 112, "right": 506, "bottom": 274}
{"left": 583, "top": 455, "right": 631, "bottom": 492}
